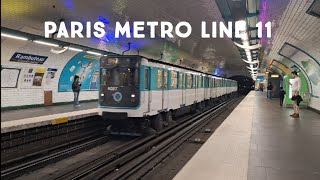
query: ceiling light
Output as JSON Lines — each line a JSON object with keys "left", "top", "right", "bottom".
{"left": 67, "top": 47, "right": 83, "bottom": 52}
{"left": 34, "top": 40, "right": 59, "bottom": 47}
{"left": 87, "top": 51, "right": 102, "bottom": 56}
{"left": 234, "top": 42, "right": 262, "bottom": 50}
{"left": 242, "top": 59, "right": 259, "bottom": 64}
{"left": 1, "top": 33, "right": 28, "bottom": 41}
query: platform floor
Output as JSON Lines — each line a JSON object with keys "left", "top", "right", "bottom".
{"left": 1, "top": 101, "right": 98, "bottom": 122}
{"left": 1, "top": 101, "right": 99, "bottom": 133}
{"left": 174, "top": 91, "right": 320, "bottom": 180}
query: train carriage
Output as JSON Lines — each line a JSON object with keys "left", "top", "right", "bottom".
{"left": 99, "top": 55, "right": 238, "bottom": 135}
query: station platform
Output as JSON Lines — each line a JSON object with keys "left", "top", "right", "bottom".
{"left": 174, "top": 91, "right": 320, "bottom": 180}
{"left": 1, "top": 102, "right": 99, "bottom": 133}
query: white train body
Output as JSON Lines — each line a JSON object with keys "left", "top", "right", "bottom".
{"left": 98, "top": 56, "right": 238, "bottom": 120}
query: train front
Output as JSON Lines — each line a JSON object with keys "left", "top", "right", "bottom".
{"left": 99, "top": 55, "right": 143, "bottom": 135}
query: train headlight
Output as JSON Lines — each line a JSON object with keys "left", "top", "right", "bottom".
{"left": 130, "top": 94, "right": 135, "bottom": 102}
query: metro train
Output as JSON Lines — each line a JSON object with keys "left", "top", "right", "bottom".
{"left": 98, "top": 55, "right": 238, "bottom": 135}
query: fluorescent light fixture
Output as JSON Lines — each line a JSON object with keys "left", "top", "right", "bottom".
{"left": 67, "top": 47, "right": 83, "bottom": 52}
{"left": 1, "top": 33, "right": 28, "bottom": 41}
{"left": 34, "top": 40, "right": 59, "bottom": 47}
{"left": 240, "top": 32, "right": 249, "bottom": 41}
{"left": 87, "top": 51, "right": 102, "bottom": 56}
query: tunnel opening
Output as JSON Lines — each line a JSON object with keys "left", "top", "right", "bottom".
{"left": 229, "top": 75, "right": 254, "bottom": 95}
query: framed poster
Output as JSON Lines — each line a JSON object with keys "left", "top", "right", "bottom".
{"left": 32, "top": 68, "right": 46, "bottom": 86}
{"left": 20, "top": 68, "right": 35, "bottom": 88}
{"left": 45, "top": 68, "right": 58, "bottom": 86}
{"left": 20, "top": 67, "right": 47, "bottom": 88}
{"left": 1, "top": 66, "right": 21, "bottom": 88}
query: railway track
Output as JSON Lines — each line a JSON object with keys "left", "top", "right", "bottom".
{"left": 1, "top": 135, "right": 109, "bottom": 180}
{"left": 46, "top": 95, "right": 239, "bottom": 180}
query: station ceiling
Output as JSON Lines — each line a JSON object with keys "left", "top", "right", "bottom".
{"left": 1, "top": 0, "right": 319, "bottom": 78}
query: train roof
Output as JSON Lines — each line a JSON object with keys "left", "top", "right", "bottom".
{"left": 102, "top": 54, "right": 236, "bottom": 81}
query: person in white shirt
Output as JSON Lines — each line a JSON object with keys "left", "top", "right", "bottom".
{"left": 289, "top": 71, "right": 301, "bottom": 118}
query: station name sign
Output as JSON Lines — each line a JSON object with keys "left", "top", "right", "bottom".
{"left": 44, "top": 21, "right": 272, "bottom": 39}
{"left": 10, "top": 52, "right": 48, "bottom": 64}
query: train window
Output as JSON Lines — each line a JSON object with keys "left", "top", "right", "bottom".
{"left": 171, "top": 71, "right": 178, "bottom": 89}
{"left": 157, "top": 70, "right": 162, "bottom": 88}
{"left": 202, "top": 76, "right": 204, "bottom": 88}
{"left": 201, "top": 76, "right": 203, "bottom": 88}
{"left": 179, "top": 73, "right": 184, "bottom": 89}
{"left": 187, "top": 74, "right": 193, "bottom": 88}
{"left": 163, "top": 70, "right": 168, "bottom": 88}
{"left": 145, "top": 68, "right": 149, "bottom": 89}
{"left": 100, "top": 68, "right": 107, "bottom": 85}
{"left": 196, "top": 76, "right": 198, "bottom": 88}
{"left": 205, "top": 77, "right": 209, "bottom": 88}
{"left": 182, "top": 73, "right": 186, "bottom": 88}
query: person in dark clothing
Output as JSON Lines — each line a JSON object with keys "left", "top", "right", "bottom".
{"left": 279, "top": 87, "right": 286, "bottom": 106}
{"left": 267, "top": 83, "right": 273, "bottom": 99}
{"left": 72, "top": 75, "right": 81, "bottom": 107}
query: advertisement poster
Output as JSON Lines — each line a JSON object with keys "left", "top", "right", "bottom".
{"left": 20, "top": 68, "right": 35, "bottom": 88}
{"left": 1, "top": 66, "right": 21, "bottom": 88}
{"left": 58, "top": 52, "right": 100, "bottom": 92}
{"left": 45, "top": 68, "right": 58, "bottom": 86}
{"left": 32, "top": 67, "right": 46, "bottom": 86}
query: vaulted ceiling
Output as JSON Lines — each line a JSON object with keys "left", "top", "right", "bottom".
{"left": 1, "top": 0, "right": 319, "bottom": 78}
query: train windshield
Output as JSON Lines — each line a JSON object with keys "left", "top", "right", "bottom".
{"left": 100, "top": 56, "right": 140, "bottom": 107}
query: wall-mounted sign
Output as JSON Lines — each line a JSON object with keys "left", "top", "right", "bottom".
{"left": 20, "top": 68, "right": 35, "bottom": 88}
{"left": 1, "top": 66, "right": 21, "bottom": 88}
{"left": 256, "top": 77, "right": 265, "bottom": 82}
{"left": 45, "top": 68, "right": 58, "bottom": 86}
{"left": 10, "top": 52, "right": 48, "bottom": 64}
{"left": 20, "top": 67, "right": 47, "bottom": 88}
{"left": 271, "top": 74, "right": 279, "bottom": 78}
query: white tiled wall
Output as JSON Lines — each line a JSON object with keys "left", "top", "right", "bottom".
{"left": 1, "top": 38, "right": 98, "bottom": 108}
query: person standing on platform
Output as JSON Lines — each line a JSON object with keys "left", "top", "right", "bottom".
{"left": 279, "top": 87, "right": 286, "bottom": 106}
{"left": 289, "top": 71, "right": 301, "bottom": 118}
{"left": 267, "top": 83, "right": 273, "bottom": 99}
{"left": 72, "top": 75, "right": 82, "bottom": 107}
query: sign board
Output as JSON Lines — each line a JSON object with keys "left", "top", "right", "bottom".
{"left": 20, "top": 67, "right": 47, "bottom": 88}
{"left": 1, "top": 66, "right": 21, "bottom": 88}
{"left": 10, "top": 52, "right": 48, "bottom": 64}
{"left": 256, "top": 77, "right": 264, "bottom": 82}
{"left": 45, "top": 68, "right": 58, "bottom": 86}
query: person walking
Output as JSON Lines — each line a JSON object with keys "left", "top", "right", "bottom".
{"left": 289, "top": 71, "right": 301, "bottom": 118}
{"left": 279, "top": 87, "right": 286, "bottom": 106}
{"left": 72, "top": 75, "right": 81, "bottom": 107}
{"left": 267, "top": 82, "right": 273, "bottom": 99}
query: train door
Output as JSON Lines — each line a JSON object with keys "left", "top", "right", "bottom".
{"left": 161, "top": 69, "right": 169, "bottom": 110}
{"left": 144, "top": 67, "right": 151, "bottom": 113}
{"left": 202, "top": 76, "right": 208, "bottom": 99}
{"left": 216, "top": 78, "right": 219, "bottom": 97}
{"left": 209, "top": 77, "right": 212, "bottom": 98}
{"left": 195, "top": 75, "right": 198, "bottom": 101}
{"left": 181, "top": 73, "right": 186, "bottom": 105}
